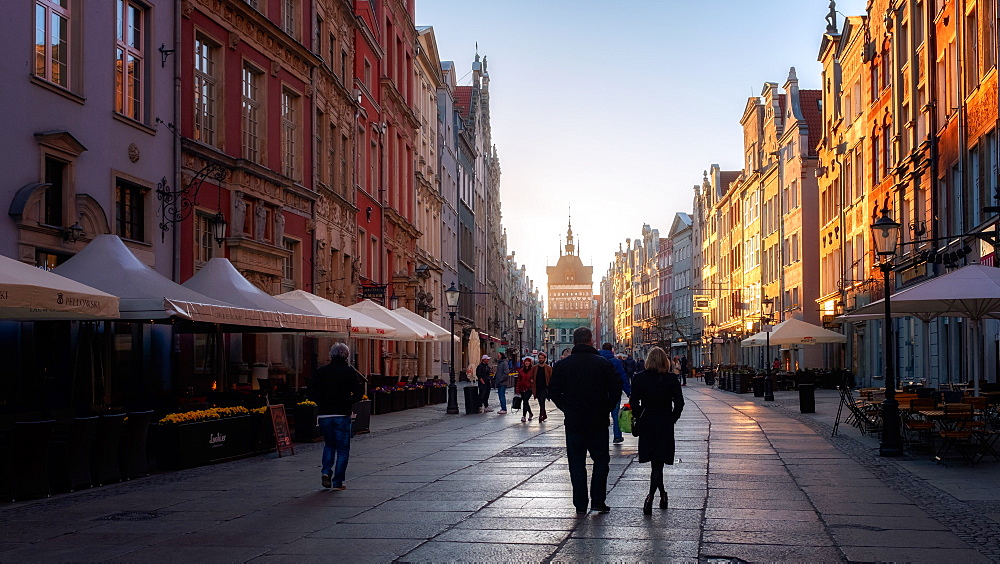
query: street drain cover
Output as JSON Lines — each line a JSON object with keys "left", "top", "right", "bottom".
{"left": 99, "top": 511, "right": 169, "bottom": 522}
{"left": 495, "top": 447, "right": 564, "bottom": 458}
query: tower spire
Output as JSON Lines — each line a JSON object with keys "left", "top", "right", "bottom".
{"left": 565, "top": 210, "right": 575, "bottom": 256}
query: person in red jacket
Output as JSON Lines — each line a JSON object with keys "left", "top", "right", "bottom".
{"left": 515, "top": 356, "right": 535, "bottom": 422}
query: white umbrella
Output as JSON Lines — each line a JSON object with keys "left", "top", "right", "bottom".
{"left": 741, "top": 331, "right": 770, "bottom": 347}
{"left": 348, "top": 300, "right": 433, "bottom": 341}
{"left": 0, "top": 253, "right": 119, "bottom": 319}
{"left": 275, "top": 290, "right": 396, "bottom": 338}
{"left": 848, "top": 264, "right": 1000, "bottom": 395}
{"left": 766, "top": 318, "right": 847, "bottom": 346}
{"left": 390, "top": 306, "right": 457, "bottom": 342}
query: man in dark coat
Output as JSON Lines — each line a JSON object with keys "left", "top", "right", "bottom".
{"left": 309, "top": 342, "right": 365, "bottom": 490}
{"left": 476, "top": 355, "right": 493, "bottom": 413}
{"left": 548, "top": 327, "right": 622, "bottom": 514}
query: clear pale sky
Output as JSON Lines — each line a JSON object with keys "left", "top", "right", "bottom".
{"left": 416, "top": 0, "right": 869, "bottom": 305}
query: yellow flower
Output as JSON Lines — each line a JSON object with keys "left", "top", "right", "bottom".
{"left": 297, "top": 400, "right": 317, "bottom": 407}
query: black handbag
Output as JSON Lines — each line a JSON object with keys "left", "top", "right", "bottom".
{"left": 511, "top": 395, "right": 522, "bottom": 410}
{"left": 631, "top": 410, "right": 641, "bottom": 437}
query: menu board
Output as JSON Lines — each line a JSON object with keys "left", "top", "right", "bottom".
{"left": 268, "top": 403, "right": 295, "bottom": 457}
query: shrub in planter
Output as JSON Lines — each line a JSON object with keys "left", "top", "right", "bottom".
{"left": 155, "top": 407, "right": 252, "bottom": 469}
{"left": 372, "top": 389, "right": 393, "bottom": 414}
{"left": 404, "top": 387, "right": 419, "bottom": 409}
{"left": 294, "top": 401, "right": 319, "bottom": 442}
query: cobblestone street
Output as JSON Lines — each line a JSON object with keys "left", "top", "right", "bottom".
{"left": 1, "top": 384, "right": 998, "bottom": 563}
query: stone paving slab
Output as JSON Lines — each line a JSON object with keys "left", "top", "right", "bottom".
{"left": 2, "top": 384, "right": 999, "bottom": 562}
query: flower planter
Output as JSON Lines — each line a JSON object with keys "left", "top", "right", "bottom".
{"left": 155, "top": 416, "right": 252, "bottom": 470}
{"left": 372, "top": 391, "right": 392, "bottom": 414}
{"left": 391, "top": 390, "right": 406, "bottom": 412}
{"left": 415, "top": 387, "right": 427, "bottom": 407}
{"left": 352, "top": 400, "right": 371, "bottom": 435}
{"left": 429, "top": 386, "right": 447, "bottom": 404}
{"left": 404, "top": 388, "right": 419, "bottom": 409}
{"left": 294, "top": 405, "right": 320, "bottom": 442}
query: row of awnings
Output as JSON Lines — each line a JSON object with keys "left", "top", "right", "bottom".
{"left": 0, "top": 234, "right": 453, "bottom": 341}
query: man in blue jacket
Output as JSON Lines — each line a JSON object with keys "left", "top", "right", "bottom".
{"left": 599, "top": 343, "right": 631, "bottom": 444}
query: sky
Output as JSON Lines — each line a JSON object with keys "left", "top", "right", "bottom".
{"left": 415, "top": 0, "right": 869, "bottom": 304}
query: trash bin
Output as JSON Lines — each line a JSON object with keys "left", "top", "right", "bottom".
{"left": 752, "top": 376, "right": 765, "bottom": 397}
{"left": 799, "top": 383, "right": 816, "bottom": 413}
{"left": 464, "top": 385, "right": 480, "bottom": 414}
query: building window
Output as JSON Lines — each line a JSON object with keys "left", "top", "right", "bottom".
{"left": 115, "top": 0, "right": 144, "bottom": 121}
{"left": 282, "top": 0, "right": 297, "bottom": 39}
{"left": 34, "top": 0, "right": 71, "bottom": 87}
{"left": 282, "top": 238, "right": 297, "bottom": 286}
{"left": 36, "top": 250, "right": 70, "bottom": 270}
{"left": 243, "top": 0, "right": 257, "bottom": 9}
{"left": 328, "top": 123, "right": 337, "bottom": 188}
{"left": 115, "top": 178, "right": 145, "bottom": 241}
{"left": 242, "top": 64, "right": 262, "bottom": 162}
{"left": 364, "top": 59, "right": 372, "bottom": 89}
{"left": 281, "top": 89, "right": 299, "bottom": 179}
{"left": 195, "top": 213, "right": 215, "bottom": 264}
{"left": 43, "top": 157, "right": 66, "bottom": 227}
{"left": 194, "top": 34, "right": 219, "bottom": 146}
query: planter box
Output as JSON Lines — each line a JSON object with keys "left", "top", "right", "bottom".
{"left": 352, "top": 400, "right": 371, "bottom": 435}
{"left": 391, "top": 390, "right": 406, "bottom": 412}
{"left": 429, "top": 386, "right": 447, "bottom": 404}
{"left": 372, "top": 392, "right": 392, "bottom": 414}
{"left": 155, "top": 416, "right": 252, "bottom": 470}
{"left": 404, "top": 388, "right": 419, "bottom": 409}
{"left": 293, "top": 405, "right": 319, "bottom": 442}
{"left": 415, "top": 387, "right": 427, "bottom": 407}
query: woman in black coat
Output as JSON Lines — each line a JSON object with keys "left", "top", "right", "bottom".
{"left": 631, "top": 345, "right": 684, "bottom": 515}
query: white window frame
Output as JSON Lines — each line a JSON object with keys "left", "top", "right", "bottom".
{"left": 281, "top": 88, "right": 299, "bottom": 179}
{"left": 34, "top": 0, "right": 71, "bottom": 87}
{"left": 242, "top": 63, "right": 262, "bottom": 163}
{"left": 115, "top": 0, "right": 145, "bottom": 121}
{"left": 194, "top": 33, "right": 219, "bottom": 146}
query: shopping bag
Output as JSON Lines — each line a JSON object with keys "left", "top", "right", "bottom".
{"left": 511, "top": 395, "right": 522, "bottom": 411}
{"left": 618, "top": 407, "right": 632, "bottom": 434}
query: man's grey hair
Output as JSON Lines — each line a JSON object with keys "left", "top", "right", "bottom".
{"left": 330, "top": 342, "right": 350, "bottom": 360}
{"left": 572, "top": 327, "right": 593, "bottom": 345}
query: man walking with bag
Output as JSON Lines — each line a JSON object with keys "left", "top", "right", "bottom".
{"left": 548, "top": 327, "right": 622, "bottom": 514}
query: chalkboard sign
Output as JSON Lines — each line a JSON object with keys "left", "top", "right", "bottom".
{"left": 268, "top": 401, "right": 295, "bottom": 457}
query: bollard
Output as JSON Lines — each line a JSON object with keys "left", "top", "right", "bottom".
{"left": 799, "top": 383, "right": 816, "bottom": 413}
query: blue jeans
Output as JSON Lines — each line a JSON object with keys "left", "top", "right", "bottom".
{"left": 497, "top": 386, "right": 507, "bottom": 411}
{"left": 319, "top": 416, "right": 352, "bottom": 486}
{"left": 611, "top": 398, "right": 623, "bottom": 440}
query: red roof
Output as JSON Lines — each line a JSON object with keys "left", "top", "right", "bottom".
{"left": 720, "top": 171, "right": 741, "bottom": 193}
{"left": 799, "top": 90, "right": 823, "bottom": 156}
{"left": 455, "top": 86, "right": 472, "bottom": 118}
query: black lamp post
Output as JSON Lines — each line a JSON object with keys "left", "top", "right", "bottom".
{"left": 516, "top": 314, "right": 525, "bottom": 359}
{"left": 872, "top": 208, "right": 902, "bottom": 456}
{"left": 445, "top": 282, "right": 460, "bottom": 415}
{"left": 707, "top": 322, "right": 717, "bottom": 369}
{"left": 762, "top": 297, "right": 775, "bottom": 401}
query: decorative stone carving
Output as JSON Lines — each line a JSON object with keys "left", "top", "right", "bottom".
{"left": 271, "top": 60, "right": 281, "bottom": 77}
{"left": 232, "top": 192, "right": 247, "bottom": 235}
{"left": 127, "top": 143, "right": 140, "bottom": 163}
{"left": 228, "top": 31, "right": 240, "bottom": 50}
{"left": 305, "top": 219, "right": 316, "bottom": 233}
{"left": 274, "top": 211, "right": 285, "bottom": 244}
{"left": 254, "top": 204, "right": 267, "bottom": 241}
{"left": 181, "top": 1, "right": 193, "bottom": 18}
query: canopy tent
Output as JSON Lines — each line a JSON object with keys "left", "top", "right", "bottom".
{"left": 390, "top": 306, "right": 457, "bottom": 342}
{"left": 847, "top": 264, "right": 1000, "bottom": 395}
{"left": 275, "top": 289, "right": 396, "bottom": 338}
{"left": 347, "top": 300, "right": 433, "bottom": 341}
{"left": 53, "top": 235, "right": 261, "bottom": 325}
{"left": 0, "top": 253, "right": 119, "bottom": 319}
{"left": 182, "top": 258, "right": 348, "bottom": 334}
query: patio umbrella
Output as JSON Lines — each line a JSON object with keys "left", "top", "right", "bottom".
{"left": 848, "top": 264, "right": 1000, "bottom": 395}
{"left": 765, "top": 318, "right": 847, "bottom": 346}
{"left": 389, "top": 306, "right": 457, "bottom": 342}
{"left": 347, "top": 300, "right": 433, "bottom": 341}
{"left": 0, "top": 253, "right": 119, "bottom": 319}
{"left": 275, "top": 290, "right": 396, "bottom": 338}
{"left": 740, "top": 331, "right": 770, "bottom": 347}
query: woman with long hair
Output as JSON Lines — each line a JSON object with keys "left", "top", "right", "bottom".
{"left": 533, "top": 352, "right": 553, "bottom": 422}
{"left": 515, "top": 356, "right": 535, "bottom": 422}
{"left": 631, "top": 346, "right": 684, "bottom": 515}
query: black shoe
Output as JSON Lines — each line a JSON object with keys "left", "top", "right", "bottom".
{"left": 643, "top": 495, "right": 653, "bottom": 515}
{"left": 591, "top": 503, "right": 611, "bottom": 513}
{"left": 575, "top": 507, "right": 588, "bottom": 515}
{"left": 660, "top": 494, "right": 668, "bottom": 509}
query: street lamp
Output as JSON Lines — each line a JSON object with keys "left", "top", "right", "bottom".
{"left": 872, "top": 207, "right": 902, "bottom": 456}
{"left": 515, "top": 314, "right": 525, "bottom": 359}
{"left": 211, "top": 211, "right": 227, "bottom": 248}
{"left": 445, "top": 282, "right": 460, "bottom": 415}
{"left": 707, "top": 322, "right": 717, "bottom": 369}
{"left": 762, "top": 297, "right": 775, "bottom": 401}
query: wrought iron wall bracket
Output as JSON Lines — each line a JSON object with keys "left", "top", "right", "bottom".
{"left": 156, "top": 163, "right": 228, "bottom": 242}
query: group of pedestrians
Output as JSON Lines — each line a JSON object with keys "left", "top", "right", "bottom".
{"left": 307, "top": 327, "right": 686, "bottom": 517}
